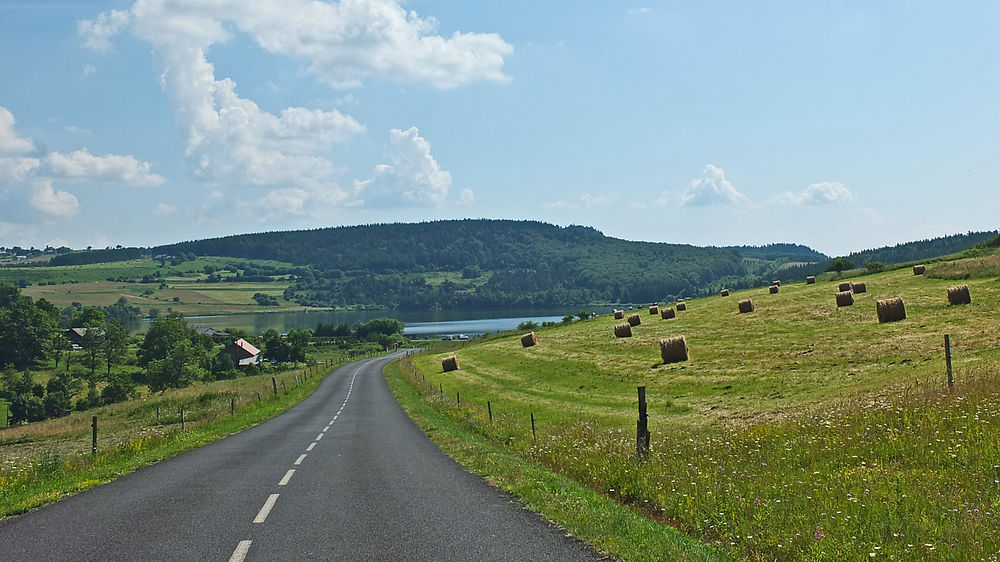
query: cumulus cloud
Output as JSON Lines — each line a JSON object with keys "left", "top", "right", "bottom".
{"left": 355, "top": 127, "right": 452, "bottom": 207}
{"left": 775, "top": 182, "right": 855, "bottom": 205}
{"left": 78, "top": 0, "right": 510, "bottom": 208}
{"left": 457, "top": 188, "right": 475, "bottom": 206}
{"left": 543, "top": 192, "right": 619, "bottom": 210}
{"left": 47, "top": 149, "right": 166, "bottom": 186}
{"left": 0, "top": 107, "right": 36, "bottom": 155}
{"left": 0, "top": 105, "right": 164, "bottom": 218}
{"left": 680, "top": 165, "right": 749, "bottom": 206}
{"left": 154, "top": 202, "right": 176, "bottom": 216}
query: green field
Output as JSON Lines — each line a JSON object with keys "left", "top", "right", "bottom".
{"left": 0, "top": 257, "right": 311, "bottom": 315}
{"left": 403, "top": 253, "right": 1000, "bottom": 560}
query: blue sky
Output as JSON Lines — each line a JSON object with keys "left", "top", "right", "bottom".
{"left": 0, "top": 1, "right": 997, "bottom": 256}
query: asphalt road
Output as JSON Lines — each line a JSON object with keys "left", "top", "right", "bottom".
{"left": 0, "top": 352, "right": 602, "bottom": 561}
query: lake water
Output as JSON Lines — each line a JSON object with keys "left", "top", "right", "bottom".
{"left": 133, "top": 306, "right": 604, "bottom": 339}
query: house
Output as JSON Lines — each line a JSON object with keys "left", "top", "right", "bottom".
{"left": 65, "top": 327, "right": 103, "bottom": 347}
{"left": 195, "top": 326, "right": 231, "bottom": 342}
{"left": 222, "top": 338, "right": 262, "bottom": 366}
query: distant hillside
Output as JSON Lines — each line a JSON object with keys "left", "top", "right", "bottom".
{"left": 154, "top": 220, "right": 817, "bottom": 308}
{"left": 845, "top": 230, "right": 999, "bottom": 266}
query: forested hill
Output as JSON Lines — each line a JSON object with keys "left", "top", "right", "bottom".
{"left": 154, "top": 220, "right": 822, "bottom": 308}
{"left": 843, "top": 230, "right": 999, "bottom": 266}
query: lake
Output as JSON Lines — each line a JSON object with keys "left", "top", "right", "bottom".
{"left": 132, "top": 306, "right": 606, "bottom": 339}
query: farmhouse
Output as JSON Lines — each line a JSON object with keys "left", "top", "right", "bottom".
{"left": 222, "top": 338, "right": 262, "bottom": 366}
{"left": 195, "top": 326, "right": 231, "bottom": 342}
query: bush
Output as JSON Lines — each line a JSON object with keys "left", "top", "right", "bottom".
{"left": 101, "top": 371, "right": 137, "bottom": 404}
{"left": 517, "top": 320, "right": 538, "bottom": 331}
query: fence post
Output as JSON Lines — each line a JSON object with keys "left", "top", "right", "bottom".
{"left": 272, "top": 377, "right": 278, "bottom": 397}
{"left": 180, "top": 408, "right": 185, "bottom": 430}
{"left": 91, "top": 416, "right": 98, "bottom": 455}
{"left": 637, "top": 386, "right": 650, "bottom": 459}
{"left": 231, "top": 397, "right": 235, "bottom": 415}
{"left": 487, "top": 400, "right": 493, "bottom": 422}
{"left": 282, "top": 380, "right": 287, "bottom": 394}
{"left": 530, "top": 412, "right": 536, "bottom": 439}
{"left": 156, "top": 405, "right": 159, "bottom": 422}
{"left": 457, "top": 391, "right": 460, "bottom": 406}
{"left": 945, "top": 334, "right": 954, "bottom": 389}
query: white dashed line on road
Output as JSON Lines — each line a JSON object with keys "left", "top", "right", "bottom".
{"left": 254, "top": 494, "right": 280, "bottom": 523}
{"left": 278, "top": 469, "right": 295, "bottom": 486}
{"left": 306, "top": 442, "right": 316, "bottom": 451}
{"left": 316, "top": 433, "right": 324, "bottom": 441}
{"left": 228, "top": 540, "right": 252, "bottom": 562}
{"left": 294, "top": 454, "right": 306, "bottom": 465}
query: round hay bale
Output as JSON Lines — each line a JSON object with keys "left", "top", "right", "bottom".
{"left": 876, "top": 297, "right": 906, "bottom": 323}
{"left": 838, "top": 281, "right": 852, "bottom": 292}
{"left": 773, "top": 280, "right": 781, "bottom": 286}
{"left": 659, "top": 336, "right": 689, "bottom": 364}
{"left": 720, "top": 289, "right": 729, "bottom": 297}
{"left": 661, "top": 307, "right": 676, "bottom": 319}
{"left": 836, "top": 290, "right": 854, "bottom": 307}
{"left": 649, "top": 305, "right": 659, "bottom": 315}
{"left": 676, "top": 302, "right": 687, "bottom": 311}
{"left": 613, "top": 310, "right": 625, "bottom": 320}
{"left": 913, "top": 264, "right": 926, "bottom": 275}
{"left": 627, "top": 314, "right": 641, "bottom": 327}
{"left": 441, "top": 355, "right": 460, "bottom": 372}
{"left": 738, "top": 299, "right": 754, "bottom": 313}
{"left": 769, "top": 285, "right": 779, "bottom": 294}
{"left": 614, "top": 322, "right": 632, "bottom": 338}
{"left": 947, "top": 284, "right": 971, "bottom": 305}
{"left": 521, "top": 332, "right": 538, "bottom": 348}
{"left": 851, "top": 282, "right": 867, "bottom": 294}
{"left": 806, "top": 276, "right": 816, "bottom": 284}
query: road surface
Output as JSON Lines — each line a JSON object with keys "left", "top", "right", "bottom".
{"left": 0, "top": 352, "right": 603, "bottom": 561}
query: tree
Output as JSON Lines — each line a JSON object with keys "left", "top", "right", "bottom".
{"left": 147, "top": 340, "right": 208, "bottom": 391}
{"left": 826, "top": 257, "right": 856, "bottom": 274}
{"left": 80, "top": 320, "right": 105, "bottom": 382}
{"left": 263, "top": 329, "right": 291, "bottom": 363}
{"left": 0, "top": 284, "right": 58, "bottom": 369}
{"left": 286, "top": 329, "right": 312, "bottom": 362}
{"left": 138, "top": 313, "right": 192, "bottom": 366}
{"left": 103, "top": 320, "right": 129, "bottom": 377}
{"left": 865, "top": 262, "right": 886, "bottom": 273}
{"left": 101, "top": 371, "right": 137, "bottom": 404}
{"left": 71, "top": 306, "right": 105, "bottom": 328}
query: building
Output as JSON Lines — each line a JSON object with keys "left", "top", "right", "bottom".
{"left": 222, "top": 338, "right": 262, "bottom": 366}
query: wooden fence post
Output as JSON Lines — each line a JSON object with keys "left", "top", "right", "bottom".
{"left": 91, "top": 416, "right": 98, "bottom": 455}
{"left": 180, "top": 408, "right": 185, "bottom": 431}
{"left": 272, "top": 377, "right": 278, "bottom": 397}
{"left": 487, "top": 400, "right": 493, "bottom": 422}
{"left": 637, "top": 386, "right": 650, "bottom": 459}
{"left": 530, "top": 412, "right": 536, "bottom": 439}
{"left": 945, "top": 334, "right": 954, "bottom": 388}
{"left": 231, "top": 397, "right": 235, "bottom": 415}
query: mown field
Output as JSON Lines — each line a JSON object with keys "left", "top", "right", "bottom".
{"left": 1, "top": 257, "right": 306, "bottom": 315}
{"left": 403, "top": 253, "right": 1000, "bottom": 561}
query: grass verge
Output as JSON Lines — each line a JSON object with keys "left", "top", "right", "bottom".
{"left": 384, "top": 359, "right": 728, "bottom": 562}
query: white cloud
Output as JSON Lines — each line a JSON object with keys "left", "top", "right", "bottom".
{"left": 628, "top": 7, "right": 651, "bottom": 15}
{"left": 154, "top": 202, "right": 176, "bottom": 215}
{"left": 457, "top": 188, "right": 475, "bottom": 206}
{"left": 0, "top": 107, "right": 36, "bottom": 155}
{"left": 355, "top": 127, "right": 452, "bottom": 207}
{"left": 82, "top": 64, "right": 96, "bottom": 78}
{"left": 775, "top": 182, "right": 855, "bottom": 205}
{"left": 29, "top": 180, "right": 79, "bottom": 217}
{"left": 78, "top": 1, "right": 511, "bottom": 209}
{"left": 680, "top": 165, "right": 749, "bottom": 206}
{"left": 0, "top": 105, "right": 165, "bottom": 218}
{"left": 77, "top": 9, "right": 130, "bottom": 52}
{"left": 47, "top": 149, "right": 166, "bottom": 186}
{"left": 542, "top": 193, "right": 619, "bottom": 210}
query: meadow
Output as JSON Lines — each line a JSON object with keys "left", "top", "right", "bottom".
{"left": 1, "top": 257, "right": 306, "bottom": 315}
{"left": 402, "top": 254, "right": 1000, "bottom": 560}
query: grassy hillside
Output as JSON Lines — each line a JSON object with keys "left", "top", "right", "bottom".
{"left": 402, "top": 252, "right": 1000, "bottom": 560}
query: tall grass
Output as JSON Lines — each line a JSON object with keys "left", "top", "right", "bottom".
{"left": 397, "top": 255, "right": 1000, "bottom": 560}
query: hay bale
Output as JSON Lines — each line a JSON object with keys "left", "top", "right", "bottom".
{"left": 851, "top": 282, "right": 867, "bottom": 294}
{"left": 738, "top": 299, "right": 754, "bottom": 313}
{"left": 676, "top": 302, "right": 687, "bottom": 311}
{"left": 521, "top": 332, "right": 538, "bottom": 348}
{"left": 838, "top": 281, "right": 852, "bottom": 292}
{"left": 659, "top": 336, "right": 689, "bottom": 364}
{"left": 769, "top": 285, "right": 779, "bottom": 294}
{"left": 876, "top": 297, "right": 906, "bottom": 323}
{"left": 913, "top": 264, "right": 926, "bottom": 275}
{"left": 661, "top": 307, "right": 676, "bottom": 319}
{"left": 836, "top": 290, "right": 854, "bottom": 307}
{"left": 441, "top": 355, "right": 460, "bottom": 372}
{"left": 806, "top": 276, "right": 816, "bottom": 284}
{"left": 627, "top": 314, "right": 641, "bottom": 327}
{"left": 720, "top": 289, "right": 729, "bottom": 297}
{"left": 649, "top": 305, "right": 659, "bottom": 315}
{"left": 614, "top": 323, "right": 633, "bottom": 338}
{"left": 613, "top": 310, "right": 625, "bottom": 320}
{"left": 773, "top": 280, "right": 781, "bottom": 286}
{"left": 947, "top": 284, "right": 971, "bottom": 305}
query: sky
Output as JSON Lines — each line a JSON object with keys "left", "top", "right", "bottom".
{"left": 0, "top": 1, "right": 997, "bottom": 257}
